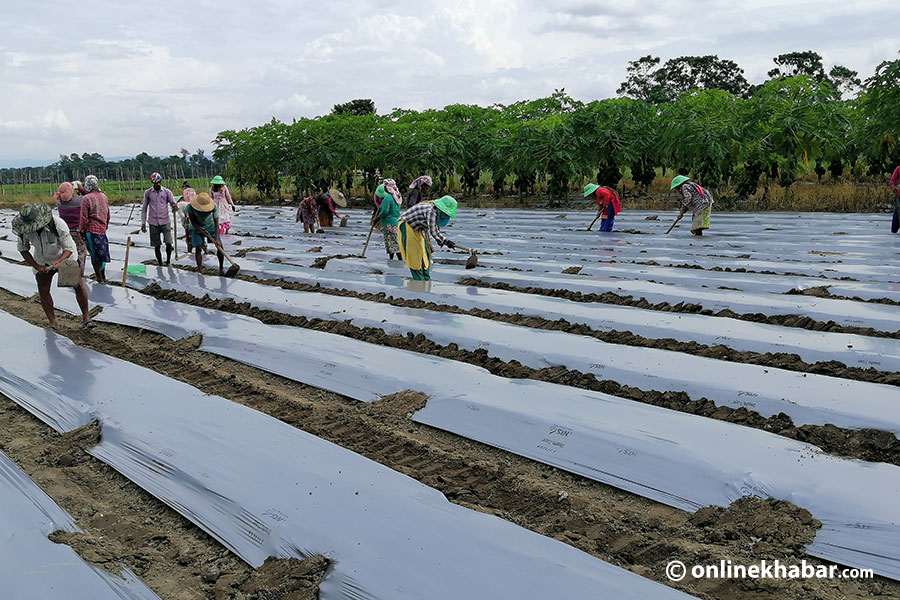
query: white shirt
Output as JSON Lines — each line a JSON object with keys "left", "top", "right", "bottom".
{"left": 17, "top": 216, "right": 78, "bottom": 266}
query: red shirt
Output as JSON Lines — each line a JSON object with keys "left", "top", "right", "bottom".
{"left": 80, "top": 191, "right": 111, "bottom": 235}
{"left": 891, "top": 166, "right": 900, "bottom": 195}
{"left": 593, "top": 187, "right": 622, "bottom": 215}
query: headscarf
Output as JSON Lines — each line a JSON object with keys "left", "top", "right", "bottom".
{"left": 54, "top": 182, "right": 74, "bottom": 203}
{"left": 383, "top": 179, "right": 402, "bottom": 205}
{"left": 84, "top": 175, "right": 100, "bottom": 192}
{"left": 409, "top": 175, "right": 432, "bottom": 190}
{"left": 150, "top": 172, "right": 162, "bottom": 183}
{"left": 183, "top": 187, "right": 197, "bottom": 203}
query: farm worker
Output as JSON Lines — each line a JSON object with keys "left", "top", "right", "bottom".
{"left": 13, "top": 204, "right": 95, "bottom": 331}
{"left": 584, "top": 184, "right": 622, "bottom": 232}
{"left": 670, "top": 175, "right": 713, "bottom": 236}
{"left": 315, "top": 192, "right": 342, "bottom": 230}
{"left": 397, "top": 195, "right": 458, "bottom": 280}
{"left": 371, "top": 179, "right": 402, "bottom": 260}
{"left": 406, "top": 175, "right": 432, "bottom": 209}
{"left": 80, "top": 175, "right": 111, "bottom": 283}
{"left": 209, "top": 176, "right": 236, "bottom": 235}
{"left": 889, "top": 165, "right": 900, "bottom": 233}
{"left": 54, "top": 182, "right": 87, "bottom": 274}
{"left": 296, "top": 196, "right": 319, "bottom": 233}
{"left": 141, "top": 172, "right": 178, "bottom": 266}
{"left": 179, "top": 182, "right": 197, "bottom": 252}
{"left": 186, "top": 192, "right": 225, "bottom": 274}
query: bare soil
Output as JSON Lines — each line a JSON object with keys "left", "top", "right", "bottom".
{"left": 1, "top": 289, "right": 896, "bottom": 599}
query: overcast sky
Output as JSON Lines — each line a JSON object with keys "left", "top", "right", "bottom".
{"left": 2, "top": 0, "right": 899, "bottom": 165}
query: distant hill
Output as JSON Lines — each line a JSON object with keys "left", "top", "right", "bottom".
{"left": 0, "top": 156, "right": 140, "bottom": 169}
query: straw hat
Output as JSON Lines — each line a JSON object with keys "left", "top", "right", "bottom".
{"left": 12, "top": 203, "right": 53, "bottom": 235}
{"left": 190, "top": 191, "right": 215, "bottom": 211}
{"left": 328, "top": 187, "right": 347, "bottom": 207}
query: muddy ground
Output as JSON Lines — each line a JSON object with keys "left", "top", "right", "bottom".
{"left": 1, "top": 287, "right": 898, "bottom": 600}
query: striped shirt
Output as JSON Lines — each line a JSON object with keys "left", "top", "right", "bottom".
{"left": 399, "top": 202, "right": 451, "bottom": 247}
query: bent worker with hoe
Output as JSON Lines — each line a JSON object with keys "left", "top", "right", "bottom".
{"left": 669, "top": 175, "right": 713, "bottom": 236}
{"left": 397, "top": 195, "right": 459, "bottom": 280}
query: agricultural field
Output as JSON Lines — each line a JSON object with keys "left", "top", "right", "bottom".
{"left": 0, "top": 204, "right": 899, "bottom": 600}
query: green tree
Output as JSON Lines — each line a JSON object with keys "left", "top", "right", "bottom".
{"left": 332, "top": 99, "right": 376, "bottom": 116}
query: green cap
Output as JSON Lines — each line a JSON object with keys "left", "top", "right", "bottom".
{"left": 670, "top": 175, "right": 689, "bottom": 189}
{"left": 433, "top": 195, "right": 457, "bottom": 218}
{"left": 210, "top": 175, "right": 226, "bottom": 185}
{"left": 583, "top": 183, "right": 600, "bottom": 197}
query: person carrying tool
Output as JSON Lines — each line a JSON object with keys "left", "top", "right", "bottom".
{"left": 670, "top": 175, "right": 713, "bottom": 236}
{"left": 372, "top": 179, "right": 403, "bottom": 260}
{"left": 141, "top": 172, "right": 178, "bottom": 265}
{"left": 13, "top": 204, "right": 95, "bottom": 331}
{"left": 178, "top": 182, "right": 197, "bottom": 252}
{"left": 79, "top": 175, "right": 111, "bottom": 283}
{"left": 584, "top": 184, "right": 622, "bottom": 232}
{"left": 397, "top": 196, "right": 458, "bottom": 280}
{"left": 315, "top": 191, "right": 342, "bottom": 230}
{"left": 889, "top": 165, "right": 900, "bottom": 233}
{"left": 186, "top": 192, "right": 225, "bottom": 274}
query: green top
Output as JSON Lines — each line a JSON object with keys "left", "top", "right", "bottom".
{"left": 377, "top": 197, "right": 401, "bottom": 227}
{"left": 187, "top": 204, "right": 218, "bottom": 230}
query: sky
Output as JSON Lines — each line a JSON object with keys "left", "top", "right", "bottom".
{"left": 2, "top": 0, "right": 899, "bottom": 166}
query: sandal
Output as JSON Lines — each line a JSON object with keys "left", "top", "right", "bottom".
{"left": 46, "top": 323, "right": 60, "bottom": 332}
{"left": 82, "top": 319, "right": 97, "bottom": 330}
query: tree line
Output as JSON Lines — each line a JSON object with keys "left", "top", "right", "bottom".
{"left": 211, "top": 50, "right": 900, "bottom": 202}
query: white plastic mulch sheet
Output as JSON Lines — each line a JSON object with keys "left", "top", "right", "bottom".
{"left": 0, "top": 450, "right": 161, "bottom": 600}
{"left": 122, "top": 267, "right": 900, "bottom": 434}
{"left": 5, "top": 271, "right": 898, "bottom": 580}
{"left": 173, "top": 259, "right": 900, "bottom": 373}
{"left": 0, "top": 311, "right": 693, "bottom": 600}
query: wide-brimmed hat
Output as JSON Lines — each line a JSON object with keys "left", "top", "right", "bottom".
{"left": 210, "top": 175, "right": 226, "bottom": 185}
{"left": 328, "top": 187, "right": 347, "bottom": 207}
{"left": 583, "top": 183, "right": 600, "bottom": 197}
{"left": 190, "top": 191, "right": 215, "bottom": 211}
{"left": 670, "top": 175, "right": 689, "bottom": 190}
{"left": 433, "top": 195, "right": 458, "bottom": 218}
{"left": 12, "top": 203, "right": 53, "bottom": 235}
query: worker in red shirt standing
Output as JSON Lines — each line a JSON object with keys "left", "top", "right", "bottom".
{"left": 584, "top": 184, "right": 622, "bottom": 232}
{"left": 889, "top": 165, "right": 900, "bottom": 233}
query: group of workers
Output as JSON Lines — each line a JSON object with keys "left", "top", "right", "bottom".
{"left": 10, "top": 169, "right": 898, "bottom": 330}
{"left": 10, "top": 173, "right": 236, "bottom": 330}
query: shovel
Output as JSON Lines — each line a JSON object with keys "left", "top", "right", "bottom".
{"left": 453, "top": 244, "right": 479, "bottom": 269}
{"left": 204, "top": 232, "right": 241, "bottom": 277}
{"left": 586, "top": 214, "right": 601, "bottom": 231}
{"left": 361, "top": 222, "right": 376, "bottom": 258}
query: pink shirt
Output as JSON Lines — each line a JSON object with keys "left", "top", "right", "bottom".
{"left": 142, "top": 186, "right": 177, "bottom": 225}
{"left": 891, "top": 166, "right": 900, "bottom": 195}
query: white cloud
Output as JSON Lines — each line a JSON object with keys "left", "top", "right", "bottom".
{"left": 1, "top": 0, "right": 899, "bottom": 161}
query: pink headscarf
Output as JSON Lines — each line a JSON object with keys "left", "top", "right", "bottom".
{"left": 54, "top": 182, "right": 74, "bottom": 203}
{"left": 383, "top": 179, "right": 402, "bottom": 205}
{"left": 409, "top": 175, "right": 433, "bottom": 190}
